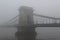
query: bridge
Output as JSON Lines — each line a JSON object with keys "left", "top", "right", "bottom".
{"left": 34, "top": 14, "right": 60, "bottom": 27}
{"left": 3, "top": 13, "right": 60, "bottom": 27}
{"left": 2, "top": 6, "right": 60, "bottom": 40}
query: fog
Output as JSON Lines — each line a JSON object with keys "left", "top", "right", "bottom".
{"left": 0, "top": 0, "right": 60, "bottom": 40}
{"left": 0, "top": 0, "right": 60, "bottom": 24}
{"left": 0, "top": 27, "right": 60, "bottom": 40}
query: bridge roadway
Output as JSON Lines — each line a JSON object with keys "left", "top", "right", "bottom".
{"left": 2, "top": 23, "right": 60, "bottom": 27}
{"left": 34, "top": 23, "right": 60, "bottom": 27}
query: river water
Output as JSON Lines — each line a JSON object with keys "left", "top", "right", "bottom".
{"left": 36, "top": 27, "right": 60, "bottom": 40}
{"left": 0, "top": 27, "right": 60, "bottom": 40}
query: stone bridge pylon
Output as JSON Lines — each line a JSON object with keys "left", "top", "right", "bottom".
{"left": 15, "top": 6, "right": 37, "bottom": 40}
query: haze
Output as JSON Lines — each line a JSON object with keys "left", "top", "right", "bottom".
{"left": 0, "top": 0, "right": 60, "bottom": 25}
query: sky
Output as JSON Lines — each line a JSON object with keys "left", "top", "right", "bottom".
{"left": 0, "top": 0, "right": 60, "bottom": 25}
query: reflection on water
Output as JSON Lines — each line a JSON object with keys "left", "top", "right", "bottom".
{"left": 0, "top": 27, "right": 60, "bottom": 40}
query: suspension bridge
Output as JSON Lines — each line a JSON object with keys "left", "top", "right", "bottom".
{"left": 1, "top": 6, "right": 60, "bottom": 40}
{"left": 3, "top": 13, "right": 60, "bottom": 27}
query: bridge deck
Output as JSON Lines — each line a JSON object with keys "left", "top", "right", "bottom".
{"left": 34, "top": 23, "right": 60, "bottom": 27}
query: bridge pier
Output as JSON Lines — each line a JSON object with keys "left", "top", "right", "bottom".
{"left": 15, "top": 6, "right": 36, "bottom": 40}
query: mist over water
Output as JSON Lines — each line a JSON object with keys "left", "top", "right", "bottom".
{"left": 36, "top": 27, "right": 60, "bottom": 39}
{"left": 0, "top": 27, "right": 60, "bottom": 40}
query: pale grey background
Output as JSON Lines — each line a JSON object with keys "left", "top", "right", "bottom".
{"left": 0, "top": 0, "right": 60, "bottom": 25}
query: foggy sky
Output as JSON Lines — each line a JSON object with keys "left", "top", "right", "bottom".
{"left": 0, "top": 0, "right": 60, "bottom": 25}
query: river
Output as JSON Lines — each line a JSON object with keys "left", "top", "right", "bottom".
{"left": 0, "top": 27, "right": 60, "bottom": 40}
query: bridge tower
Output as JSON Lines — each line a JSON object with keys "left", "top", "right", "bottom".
{"left": 15, "top": 6, "right": 36, "bottom": 40}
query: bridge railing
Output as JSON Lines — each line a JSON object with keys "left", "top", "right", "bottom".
{"left": 33, "top": 14, "right": 60, "bottom": 24}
